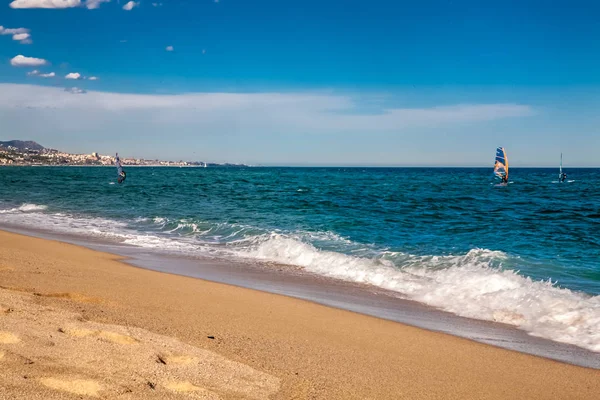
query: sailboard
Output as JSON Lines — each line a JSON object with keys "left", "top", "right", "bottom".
{"left": 494, "top": 147, "right": 509, "bottom": 183}
{"left": 116, "top": 153, "right": 126, "bottom": 184}
{"left": 559, "top": 153, "right": 567, "bottom": 183}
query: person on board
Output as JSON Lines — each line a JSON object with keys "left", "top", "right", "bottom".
{"left": 501, "top": 175, "right": 508, "bottom": 184}
{"left": 118, "top": 170, "right": 126, "bottom": 184}
{"left": 560, "top": 172, "right": 567, "bottom": 183}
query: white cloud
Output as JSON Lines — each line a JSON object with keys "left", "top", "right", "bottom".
{"left": 166, "top": 45, "right": 174, "bottom": 52}
{"left": 12, "top": 33, "right": 29, "bottom": 41}
{"left": 9, "top": 0, "right": 81, "bottom": 8}
{"left": 0, "top": 84, "right": 539, "bottom": 165}
{"left": 122, "top": 1, "right": 138, "bottom": 10}
{"left": 0, "top": 84, "right": 534, "bottom": 127}
{"left": 12, "top": 33, "right": 31, "bottom": 42}
{"left": 65, "top": 72, "right": 82, "bottom": 80}
{"left": 0, "top": 26, "right": 29, "bottom": 35}
{"left": 10, "top": 55, "right": 48, "bottom": 67}
{"left": 85, "top": 0, "right": 109, "bottom": 9}
{"left": 152, "top": 2, "right": 162, "bottom": 6}
{"left": 27, "top": 71, "right": 56, "bottom": 78}
{"left": 88, "top": 76, "right": 99, "bottom": 80}
{"left": 9, "top": 0, "right": 109, "bottom": 9}
{"left": 64, "top": 87, "right": 87, "bottom": 94}
{"left": 0, "top": 26, "right": 32, "bottom": 44}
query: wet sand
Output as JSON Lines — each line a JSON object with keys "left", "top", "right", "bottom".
{"left": 0, "top": 230, "right": 599, "bottom": 399}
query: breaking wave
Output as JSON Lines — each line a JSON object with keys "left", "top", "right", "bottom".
{"left": 1, "top": 204, "right": 599, "bottom": 352}
{"left": 0, "top": 203, "right": 48, "bottom": 213}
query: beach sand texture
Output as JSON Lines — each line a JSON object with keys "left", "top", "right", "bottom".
{"left": 0, "top": 230, "right": 599, "bottom": 399}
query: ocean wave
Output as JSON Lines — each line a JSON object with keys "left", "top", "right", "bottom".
{"left": 1, "top": 206, "right": 599, "bottom": 352}
{"left": 234, "top": 233, "right": 600, "bottom": 352}
{"left": 0, "top": 206, "right": 205, "bottom": 256}
{"left": 0, "top": 203, "right": 49, "bottom": 213}
{"left": 19, "top": 203, "right": 49, "bottom": 212}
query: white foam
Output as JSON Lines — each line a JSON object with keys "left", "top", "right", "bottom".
{"left": 0, "top": 208, "right": 215, "bottom": 257}
{"left": 1, "top": 207, "right": 599, "bottom": 352}
{"left": 236, "top": 233, "right": 600, "bottom": 352}
{"left": 0, "top": 203, "right": 49, "bottom": 213}
{"left": 152, "top": 217, "right": 167, "bottom": 225}
{"left": 18, "top": 203, "right": 48, "bottom": 212}
{"left": 122, "top": 234, "right": 200, "bottom": 252}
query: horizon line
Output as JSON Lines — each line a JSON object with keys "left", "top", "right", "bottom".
{"left": 3, "top": 164, "right": 598, "bottom": 169}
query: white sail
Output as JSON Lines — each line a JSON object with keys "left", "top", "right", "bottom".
{"left": 560, "top": 153, "right": 563, "bottom": 177}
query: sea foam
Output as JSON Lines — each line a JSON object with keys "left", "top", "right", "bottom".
{"left": 1, "top": 205, "right": 599, "bottom": 352}
{"left": 236, "top": 233, "right": 600, "bottom": 352}
{"left": 0, "top": 203, "right": 48, "bottom": 213}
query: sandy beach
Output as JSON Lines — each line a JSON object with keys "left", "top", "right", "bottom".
{"left": 0, "top": 230, "right": 598, "bottom": 399}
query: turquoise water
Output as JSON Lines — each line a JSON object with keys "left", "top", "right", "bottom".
{"left": 1, "top": 166, "right": 599, "bottom": 351}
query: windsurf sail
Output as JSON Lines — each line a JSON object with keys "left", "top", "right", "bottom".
{"left": 494, "top": 147, "right": 508, "bottom": 181}
{"left": 559, "top": 153, "right": 563, "bottom": 181}
{"left": 559, "top": 153, "right": 567, "bottom": 182}
{"left": 116, "top": 153, "right": 126, "bottom": 184}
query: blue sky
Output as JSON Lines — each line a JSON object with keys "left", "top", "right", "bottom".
{"left": 1, "top": 0, "right": 599, "bottom": 165}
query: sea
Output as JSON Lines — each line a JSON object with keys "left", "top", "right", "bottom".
{"left": 1, "top": 166, "right": 599, "bottom": 356}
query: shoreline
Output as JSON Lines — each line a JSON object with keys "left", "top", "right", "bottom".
{"left": 1, "top": 229, "right": 599, "bottom": 399}
{"left": 2, "top": 223, "right": 600, "bottom": 370}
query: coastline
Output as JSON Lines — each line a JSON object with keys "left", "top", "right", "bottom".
{"left": 1, "top": 229, "right": 599, "bottom": 399}
{"left": 2, "top": 221, "right": 599, "bottom": 369}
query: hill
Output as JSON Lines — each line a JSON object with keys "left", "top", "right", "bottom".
{"left": 0, "top": 140, "right": 45, "bottom": 151}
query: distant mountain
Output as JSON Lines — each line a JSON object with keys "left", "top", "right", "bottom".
{"left": 0, "top": 140, "right": 45, "bottom": 151}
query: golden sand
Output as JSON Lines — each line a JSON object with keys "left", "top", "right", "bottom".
{"left": 0, "top": 230, "right": 598, "bottom": 399}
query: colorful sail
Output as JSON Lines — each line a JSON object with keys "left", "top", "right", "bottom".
{"left": 494, "top": 147, "right": 508, "bottom": 181}
{"left": 116, "top": 153, "right": 126, "bottom": 184}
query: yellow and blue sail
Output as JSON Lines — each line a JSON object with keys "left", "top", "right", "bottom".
{"left": 494, "top": 147, "right": 508, "bottom": 180}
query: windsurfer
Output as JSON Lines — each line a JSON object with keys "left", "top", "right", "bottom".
{"left": 494, "top": 147, "right": 509, "bottom": 184}
{"left": 116, "top": 153, "right": 127, "bottom": 184}
{"left": 560, "top": 172, "right": 567, "bottom": 183}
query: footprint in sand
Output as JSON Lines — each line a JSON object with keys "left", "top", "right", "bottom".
{"left": 0, "top": 331, "right": 20, "bottom": 344}
{"left": 59, "top": 327, "right": 138, "bottom": 344}
{"left": 40, "top": 378, "right": 102, "bottom": 397}
{"left": 165, "top": 381, "right": 220, "bottom": 399}
{"left": 35, "top": 292, "right": 98, "bottom": 303}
